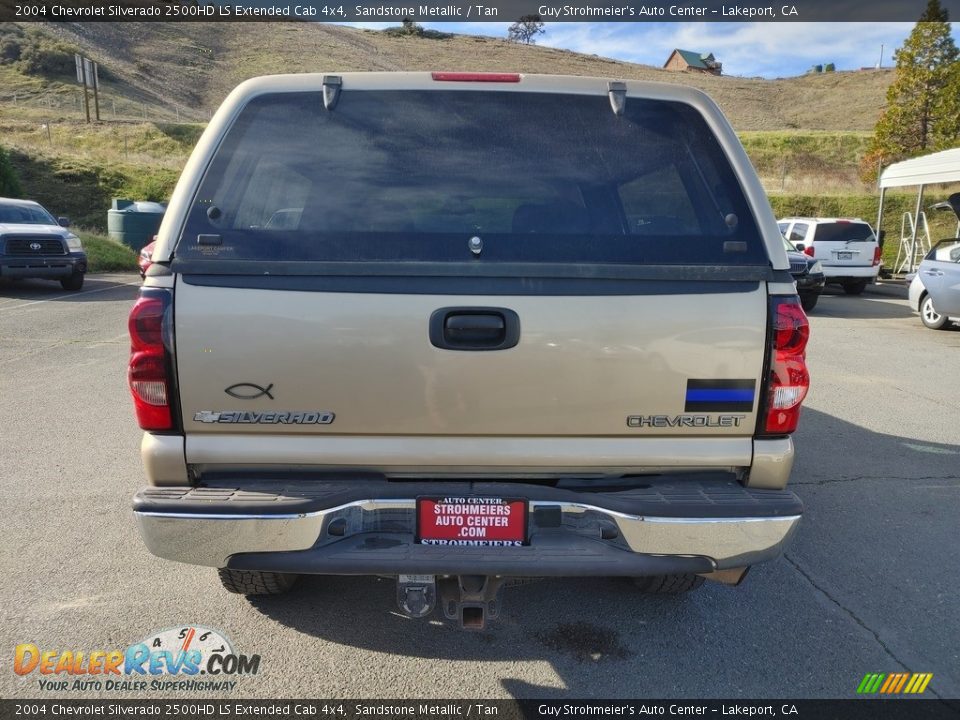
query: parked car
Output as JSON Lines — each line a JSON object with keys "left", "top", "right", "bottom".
{"left": 783, "top": 235, "right": 824, "bottom": 311}
{"left": 129, "top": 72, "right": 809, "bottom": 629}
{"left": 138, "top": 238, "right": 156, "bottom": 279}
{"left": 0, "top": 197, "right": 86, "bottom": 290}
{"left": 778, "top": 217, "right": 881, "bottom": 295}
{"left": 908, "top": 239, "right": 960, "bottom": 329}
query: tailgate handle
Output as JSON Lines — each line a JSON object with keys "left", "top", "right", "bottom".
{"left": 430, "top": 308, "right": 520, "bottom": 351}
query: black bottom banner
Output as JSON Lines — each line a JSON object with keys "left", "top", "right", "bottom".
{"left": 1, "top": 700, "right": 959, "bottom": 720}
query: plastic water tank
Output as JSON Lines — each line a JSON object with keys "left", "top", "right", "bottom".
{"left": 107, "top": 199, "right": 166, "bottom": 252}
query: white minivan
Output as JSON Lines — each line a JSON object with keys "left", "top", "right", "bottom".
{"left": 778, "top": 217, "right": 881, "bottom": 295}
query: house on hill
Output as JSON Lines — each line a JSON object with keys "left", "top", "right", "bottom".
{"left": 663, "top": 49, "right": 722, "bottom": 75}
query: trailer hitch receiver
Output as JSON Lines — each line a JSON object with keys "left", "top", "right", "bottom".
{"left": 439, "top": 575, "right": 505, "bottom": 630}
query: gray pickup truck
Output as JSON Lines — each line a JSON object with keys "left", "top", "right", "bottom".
{"left": 129, "top": 72, "right": 809, "bottom": 629}
{"left": 0, "top": 198, "right": 86, "bottom": 290}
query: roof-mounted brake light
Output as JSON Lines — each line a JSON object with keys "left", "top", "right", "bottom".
{"left": 431, "top": 72, "right": 521, "bottom": 83}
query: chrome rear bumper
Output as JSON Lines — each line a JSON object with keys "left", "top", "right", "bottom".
{"left": 134, "top": 480, "right": 801, "bottom": 575}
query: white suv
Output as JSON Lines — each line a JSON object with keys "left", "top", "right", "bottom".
{"left": 778, "top": 217, "right": 881, "bottom": 295}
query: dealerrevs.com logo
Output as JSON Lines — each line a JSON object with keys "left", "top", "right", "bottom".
{"left": 13, "top": 626, "right": 259, "bottom": 692}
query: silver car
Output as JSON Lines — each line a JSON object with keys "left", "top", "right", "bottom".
{"left": 909, "top": 239, "right": 960, "bottom": 329}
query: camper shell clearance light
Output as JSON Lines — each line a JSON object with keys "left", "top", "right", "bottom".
{"left": 431, "top": 72, "right": 521, "bottom": 82}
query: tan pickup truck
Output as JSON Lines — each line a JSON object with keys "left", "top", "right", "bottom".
{"left": 128, "top": 72, "right": 809, "bottom": 629}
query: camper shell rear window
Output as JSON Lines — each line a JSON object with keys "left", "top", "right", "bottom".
{"left": 175, "top": 90, "right": 768, "bottom": 272}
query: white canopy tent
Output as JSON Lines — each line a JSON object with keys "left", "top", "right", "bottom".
{"left": 877, "top": 147, "right": 960, "bottom": 273}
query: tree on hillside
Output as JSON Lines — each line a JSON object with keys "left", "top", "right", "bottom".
{"left": 0, "top": 146, "right": 23, "bottom": 198}
{"left": 861, "top": 0, "right": 960, "bottom": 179}
{"left": 507, "top": 15, "right": 545, "bottom": 44}
{"left": 401, "top": 18, "right": 422, "bottom": 35}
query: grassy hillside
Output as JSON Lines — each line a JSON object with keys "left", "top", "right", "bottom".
{"left": 80, "top": 231, "right": 139, "bottom": 272}
{"left": 2, "top": 21, "right": 894, "bottom": 131}
{"left": 2, "top": 119, "right": 193, "bottom": 229}
{"left": 740, "top": 131, "right": 875, "bottom": 194}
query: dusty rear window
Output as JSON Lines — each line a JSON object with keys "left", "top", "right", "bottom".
{"left": 812, "top": 222, "right": 876, "bottom": 243}
{"left": 176, "top": 90, "right": 766, "bottom": 268}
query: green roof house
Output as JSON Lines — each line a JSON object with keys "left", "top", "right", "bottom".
{"left": 663, "top": 49, "right": 723, "bottom": 75}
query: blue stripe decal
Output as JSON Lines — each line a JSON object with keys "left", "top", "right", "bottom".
{"left": 685, "top": 389, "right": 755, "bottom": 403}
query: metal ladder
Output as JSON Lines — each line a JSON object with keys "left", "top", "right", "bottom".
{"left": 895, "top": 211, "right": 932, "bottom": 274}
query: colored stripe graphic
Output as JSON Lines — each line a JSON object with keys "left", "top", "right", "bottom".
{"left": 880, "top": 673, "right": 905, "bottom": 693}
{"left": 893, "top": 674, "right": 910, "bottom": 693}
{"left": 684, "top": 379, "right": 756, "bottom": 412}
{"left": 685, "top": 389, "right": 756, "bottom": 402}
{"left": 857, "top": 673, "right": 933, "bottom": 694}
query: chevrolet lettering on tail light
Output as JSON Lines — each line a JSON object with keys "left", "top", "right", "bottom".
{"left": 129, "top": 72, "right": 809, "bottom": 630}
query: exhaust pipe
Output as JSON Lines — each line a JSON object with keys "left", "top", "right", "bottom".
{"left": 699, "top": 567, "right": 750, "bottom": 586}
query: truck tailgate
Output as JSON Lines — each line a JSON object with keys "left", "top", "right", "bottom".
{"left": 175, "top": 279, "right": 767, "bottom": 444}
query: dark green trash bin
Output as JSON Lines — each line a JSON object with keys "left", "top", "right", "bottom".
{"left": 107, "top": 199, "right": 166, "bottom": 253}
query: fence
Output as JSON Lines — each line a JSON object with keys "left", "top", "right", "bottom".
{"left": 0, "top": 87, "right": 210, "bottom": 124}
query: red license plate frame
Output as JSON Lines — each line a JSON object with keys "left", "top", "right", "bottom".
{"left": 416, "top": 497, "right": 528, "bottom": 546}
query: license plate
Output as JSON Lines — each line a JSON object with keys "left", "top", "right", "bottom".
{"left": 836, "top": 251, "right": 853, "bottom": 260}
{"left": 417, "top": 497, "right": 527, "bottom": 546}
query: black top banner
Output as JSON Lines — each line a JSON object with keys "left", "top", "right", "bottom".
{"left": 1, "top": 0, "right": 959, "bottom": 22}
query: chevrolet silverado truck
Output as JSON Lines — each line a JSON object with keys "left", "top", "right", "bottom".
{"left": 129, "top": 72, "right": 809, "bottom": 629}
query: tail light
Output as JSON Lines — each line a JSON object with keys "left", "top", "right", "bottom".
{"left": 128, "top": 289, "right": 176, "bottom": 431}
{"left": 872, "top": 246, "right": 882, "bottom": 266}
{"left": 759, "top": 297, "right": 810, "bottom": 436}
{"left": 803, "top": 245, "right": 815, "bottom": 258}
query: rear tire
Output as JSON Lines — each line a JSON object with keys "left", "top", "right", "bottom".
{"left": 217, "top": 568, "right": 299, "bottom": 596}
{"left": 60, "top": 271, "right": 84, "bottom": 291}
{"left": 799, "top": 292, "right": 819, "bottom": 312}
{"left": 632, "top": 574, "right": 705, "bottom": 594}
{"left": 920, "top": 294, "right": 949, "bottom": 330}
{"left": 842, "top": 280, "right": 867, "bottom": 295}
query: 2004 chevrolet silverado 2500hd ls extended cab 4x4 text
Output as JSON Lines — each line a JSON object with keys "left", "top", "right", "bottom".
{"left": 128, "top": 72, "right": 809, "bottom": 629}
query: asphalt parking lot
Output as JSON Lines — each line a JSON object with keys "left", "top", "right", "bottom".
{"left": 1, "top": 275, "right": 958, "bottom": 700}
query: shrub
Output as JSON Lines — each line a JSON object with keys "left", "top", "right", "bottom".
{"left": 382, "top": 21, "right": 450, "bottom": 39}
{"left": 16, "top": 31, "right": 79, "bottom": 77}
{"left": 0, "top": 145, "right": 23, "bottom": 197}
{"left": 0, "top": 36, "right": 22, "bottom": 63}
